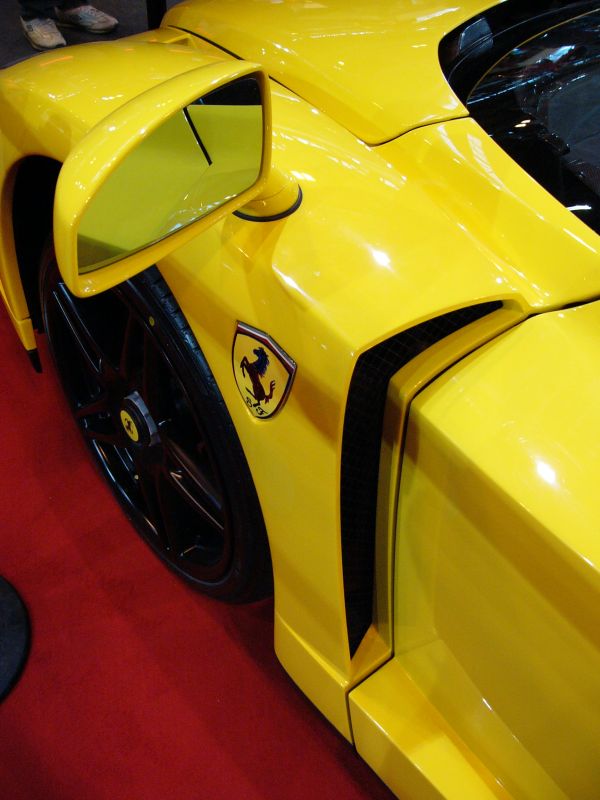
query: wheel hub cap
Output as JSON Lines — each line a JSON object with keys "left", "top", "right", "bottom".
{"left": 120, "top": 391, "right": 158, "bottom": 446}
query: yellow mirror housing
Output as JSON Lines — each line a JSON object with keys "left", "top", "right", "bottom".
{"left": 54, "top": 61, "right": 272, "bottom": 297}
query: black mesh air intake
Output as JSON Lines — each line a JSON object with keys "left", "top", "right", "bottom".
{"left": 341, "top": 302, "right": 502, "bottom": 656}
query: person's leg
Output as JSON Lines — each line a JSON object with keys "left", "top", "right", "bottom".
{"left": 19, "top": 0, "right": 55, "bottom": 18}
{"left": 54, "top": 3, "right": 118, "bottom": 33}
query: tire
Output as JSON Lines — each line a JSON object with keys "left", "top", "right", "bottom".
{"left": 39, "top": 244, "right": 272, "bottom": 602}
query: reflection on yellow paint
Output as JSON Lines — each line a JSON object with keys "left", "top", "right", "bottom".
{"left": 77, "top": 84, "right": 263, "bottom": 273}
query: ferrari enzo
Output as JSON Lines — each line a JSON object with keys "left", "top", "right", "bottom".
{"left": 1, "top": 1, "right": 599, "bottom": 797}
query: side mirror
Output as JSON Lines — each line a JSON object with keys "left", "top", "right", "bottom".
{"left": 54, "top": 61, "right": 271, "bottom": 296}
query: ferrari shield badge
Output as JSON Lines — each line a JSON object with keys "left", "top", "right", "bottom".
{"left": 233, "top": 323, "right": 296, "bottom": 419}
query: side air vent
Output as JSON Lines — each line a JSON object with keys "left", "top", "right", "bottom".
{"left": 340, "top": 302, "right": 502, "bottom": 656}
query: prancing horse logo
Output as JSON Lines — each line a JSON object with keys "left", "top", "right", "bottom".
{"left": 241, "top": 347, "right": 276, "bottom": 408}
{"left": 233, "top": 323, "right": 296, "bottom": 419}
{"left": 120, "top": 409, "right": 140, "bottom": 442}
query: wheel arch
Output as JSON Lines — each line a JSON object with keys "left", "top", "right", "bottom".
{"left": 10, "top": 155, "right": 62, "bottom": 334}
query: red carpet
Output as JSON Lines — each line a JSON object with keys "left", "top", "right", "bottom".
{"left": 0, "top": 304, "right": 392, "bottom": 800}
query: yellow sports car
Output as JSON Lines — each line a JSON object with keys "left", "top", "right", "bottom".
{"left": 1, "top": 1, "right": 599, "bottom": 797}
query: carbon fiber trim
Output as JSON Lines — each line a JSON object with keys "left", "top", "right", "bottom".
{"left": 341, "top": 302, "right": 502, "bottom": 656}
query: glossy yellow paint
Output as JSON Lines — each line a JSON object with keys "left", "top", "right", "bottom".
{"left": 237, "top": 165, "right": 300, "bottom": 221}
{"left": 155, "top": 76, "right": 556, "bottom": 736}
{"left": 373, "top": 304, "right": 525, "bottom": 654}
{"left": 380, "top": 119, "right": 600, "bottom": 310}
{"left": 55, "top": 62, "right": 270, "bottom": 296}
{"left": 0, "top": 150, "right": 36, "bottom": 349}
{"left": 0, "top": 275, "right": 35, "bottom": 350}
{"left": 350, "top": 658, "right": 510, "bottom": 800}
{"left": 164, "top": 0, "right": 496, "bottom": 143}
{"left": 1, "top": 7, "right": 600, "bottom": 796}
{"left": 351, "top": 302, "right": 600, "bottom": 798}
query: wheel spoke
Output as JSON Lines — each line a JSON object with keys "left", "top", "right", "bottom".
{"left": 131, "top": 456, "right": 189, "bottom": 554}
{"left": 119, "top": 311, "right": 144, "bottom": 383}
{"left": 141, "top": 332, "right": 166, "bottom": 421}
{"left": 135, "top": 468, "right": 167, "bottom": 543}
{"left": 51, "top": 284, "right": 109, "bottom": 378}
{"left": 162, "top": 436, "right": 225, "bottom": 533}
{"left": 89, "top": 441, "right": 136, "bottom": 500}
{"left": 72, "top": 394, "right": 119, "bottom": 444}
{"left": 153, "top": 472, "right": 189, "bottom": 553}
{"left": 98, "top": 444, "right": 161, "bottom": 531}
{"left": 81, "top": 420, "right": 121, "bottom": 446}
{"left": 110, "top": 443, "right": 136, "bottom": 479}
{"left": 74, "top": 394, "right": 110, "bottom": 419}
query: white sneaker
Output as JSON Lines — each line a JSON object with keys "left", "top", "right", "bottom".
{"left": 21, "top": 17, "right": 66, "bottom": 50}
{"left": 54, "top": 5, "right": 118, "bottom": 33}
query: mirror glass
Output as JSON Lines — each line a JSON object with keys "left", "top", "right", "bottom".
{"left": 77, "top": 76, "right": 263, "bottom": 274}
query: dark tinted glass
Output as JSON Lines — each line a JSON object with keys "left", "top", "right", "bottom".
{"left": 467, "top": 10, "right": 600, "bottom": 235}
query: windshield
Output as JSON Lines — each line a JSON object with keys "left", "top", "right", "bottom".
{"left": 467, "top": 9, "right": 600, "bottom": 235}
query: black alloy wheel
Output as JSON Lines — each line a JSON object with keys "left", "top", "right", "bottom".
{"left": 39, "top": 245, "right": 271, "bottom": 602}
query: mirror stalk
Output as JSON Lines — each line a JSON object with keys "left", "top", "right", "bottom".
{"left": 236, "top": 166, "right": 301, "bottom": 221}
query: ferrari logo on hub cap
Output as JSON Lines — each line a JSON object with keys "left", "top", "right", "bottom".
{"left": 233, "top": 323, "right": 296, "bottom": 419}
{"left": 120, "top": 410, "right": 140, "bottom": 442}
{"left": 120, "top": 391, "right": 159, "bottom": 446}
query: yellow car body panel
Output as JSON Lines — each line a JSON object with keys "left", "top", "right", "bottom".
{"left": 350, "top": 302, "right": 600, "bottom": 798}
{"left": 1, "top": 2, "right": 599, "bottom": 797}
{"left": 163, "top": 0, "right": 496, "bottom": 144}
{"left": 379, "top": 119, "right": 600, "bottom": 310}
